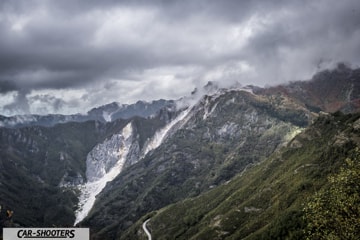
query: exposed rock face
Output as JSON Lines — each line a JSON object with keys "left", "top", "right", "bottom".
{"left": 75, "top": 122, "right": 137, "bottom": 224}
{"left": 0, "top": 114, "right": 170, "bottom": 227}
{"left": 85, "top": 123, "right": 135, "bottom": 182}
{"left": 83, "top": 89, "right": 313, "bottom": 239}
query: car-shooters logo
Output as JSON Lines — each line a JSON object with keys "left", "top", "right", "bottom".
{"left": 3, "top": 228, "right": 89, "bottom": 240}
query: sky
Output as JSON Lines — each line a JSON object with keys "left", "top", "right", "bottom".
{"left": 0, "top": 0, "right": 359, "bottom": 116}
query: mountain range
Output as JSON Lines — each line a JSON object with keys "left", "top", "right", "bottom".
{"left": 0, "top": 63, "right": 359, "bottom": 239}
{"left": 0, "top": 99, "right": 174, "bottom": 128}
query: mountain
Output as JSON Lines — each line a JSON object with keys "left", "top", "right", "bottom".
{"left": 256, "top": 63, "right": 360, "bottom": 113}
{"left": 0, "top": 99, "right": 174, "bottom": 128}
{"left": 0, "top": 64, "right": 359, "bottom": 239}
{"left": 0, "top": 114, "right": 86, "bottom": 128}
{"left": 81, "top": 89, "right": 314, "bottom": 239}
{"left": 122, "top": 111, "right": 360, "bottom": 239}
{"left": 81, "top": 64, "right": 360, "bottom": 239}
{"left": 87, "top": 99, "right": 175, "bottom": 122}
{"left": 0, "top": 106, "right": 177, "bottom": 231}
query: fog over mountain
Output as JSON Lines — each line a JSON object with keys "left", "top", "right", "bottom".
{"left": 0, "top": 0, "right": 359, "bottom": 115}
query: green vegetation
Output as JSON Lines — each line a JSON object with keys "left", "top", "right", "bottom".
{"left": 0, "top": 120, "right": 129, "bottom": 227}
{"left": 0, "top": 114, "right": 168, "bottom": 231}
{"left": 121, "top": 112, "right": 360, "bottom": 239}
{"left": 303, "top": 148, "right": 360, "bottom": 239}
{"left": 0, "top": 122, "right": 96, "bottom": 228}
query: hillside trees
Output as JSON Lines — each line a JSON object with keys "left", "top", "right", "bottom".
{"left": 303, "top": 149, "right": 360, "bottom": 239}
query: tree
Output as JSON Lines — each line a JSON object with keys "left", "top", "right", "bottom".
{"left": 303, "top": 149, "right": 360, "bottom": 239}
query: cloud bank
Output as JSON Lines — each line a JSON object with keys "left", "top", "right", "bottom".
{"left": 0, "top": 0, "right": 359, "bottom": 115}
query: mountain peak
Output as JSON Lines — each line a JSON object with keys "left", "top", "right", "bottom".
{"left": 256, "top": 64, "right": 360, "bottom": 113}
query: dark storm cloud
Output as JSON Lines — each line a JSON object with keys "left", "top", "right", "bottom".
{"left": 0, "top": 80, "right": 18, "bottom": 93}
{"left": 238, "top": 0, "right": 360, "bottom": 83}
{"left": 0, "top": 0, "right": 359, "bottom": 115}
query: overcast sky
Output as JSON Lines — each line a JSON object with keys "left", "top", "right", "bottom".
{"left": 0, "top": 0, "right": 359, "bottom": 116}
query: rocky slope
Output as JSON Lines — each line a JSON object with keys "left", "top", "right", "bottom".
{"left": 0, "top": 107, "right": 175, "bottom": 230}
{"left": 256, "top": 63, "right": 360, "bottom": 113}
{"left": 123, "top": 112, "right": 360, "bottom": 239}
{"left": 81, "top": 88, "right": 313, "bottom": 239}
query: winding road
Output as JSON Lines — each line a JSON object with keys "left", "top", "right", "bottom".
{"left": 142, "top": 219, "right": 152, "bottom": 240}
